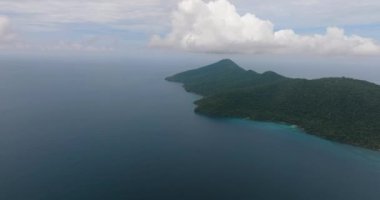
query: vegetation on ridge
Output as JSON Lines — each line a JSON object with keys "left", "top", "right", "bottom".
{"left": 166, "top": 59, "right": 380, "bottom": 150}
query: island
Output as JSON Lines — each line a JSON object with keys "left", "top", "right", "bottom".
{"left": 166, "top": 59, "right": 380, "bottom": 150}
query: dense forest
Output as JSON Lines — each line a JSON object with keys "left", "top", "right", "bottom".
{"left": 166, "top": 59, "right": 380, "bottom": 150}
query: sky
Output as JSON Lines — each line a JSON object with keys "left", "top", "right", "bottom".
{"left": 0, "top": 0, "right": 380, "bottom": 81}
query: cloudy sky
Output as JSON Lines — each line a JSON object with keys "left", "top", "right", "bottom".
{"left": 1, "top": 0, "right": 380, "bottom": 57}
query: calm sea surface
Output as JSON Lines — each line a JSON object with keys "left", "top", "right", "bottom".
{"left": 0, "top": 59, "right": 380, "bottom": 200}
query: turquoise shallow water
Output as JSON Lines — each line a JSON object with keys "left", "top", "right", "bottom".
{"left": 0, "top": 59, "right": 379, "bottom": 200}
{"left": 230, "top": 119, "right": 380, "bottom": 166}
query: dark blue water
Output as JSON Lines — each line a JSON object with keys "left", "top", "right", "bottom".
{"left": 0, "top": 59, "right": 380, "bottom": 200}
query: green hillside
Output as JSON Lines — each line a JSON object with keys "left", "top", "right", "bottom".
{"left": 167, "top": 59, "right": 380, "bottom": 150}
{"left": 166, "top": 59, "right": 287, "bottom": 96}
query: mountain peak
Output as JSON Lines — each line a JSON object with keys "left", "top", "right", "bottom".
{"left": 217, "top": 59, "right": 236, "bottom": 65}
{"left": 209, "top": 59, "right": 243, "bottom": 71}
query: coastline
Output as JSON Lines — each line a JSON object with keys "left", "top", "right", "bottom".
{"left": 181, "top": 85, "right": 380, "bottom": 152}
{"left": 194, "top": 108, "right": 380, "bottom": 152}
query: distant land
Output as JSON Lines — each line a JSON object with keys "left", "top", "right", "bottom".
{"left": 166, "top": 59, "right": 380, "bottom": 150}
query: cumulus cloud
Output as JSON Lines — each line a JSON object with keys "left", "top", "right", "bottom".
{"left": 0, "top": 16, "right": 16, "bottom": 45}
{"left": 151, "top": 0, "right": 380, "bottom": 56}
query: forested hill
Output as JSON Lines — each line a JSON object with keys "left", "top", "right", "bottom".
{"left": 165, "top": 59, "right": 287, "bottom": 96}
{"left": 166, "top": 59, "right": 380, "bottom": 150}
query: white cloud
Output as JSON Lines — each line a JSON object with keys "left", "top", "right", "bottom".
{"left": 233, "top": 0, "right": 380, "bottom": 29}
{"left": 0, "top": 16, "right": 114, "bottom": 52}
{"left": 151, "top": 0, "right": 380, "bottom": 56}
{"left": 0, "top": 0, "right": 155, "bottom": 23}
{"left": 1, "top": 0, "right": 380, "bottom": 32}
{"left": 0, "top": 16, "right": 16, "bottom": 45}
{"left": 0, "top": 0, "right": 180, "bottom": 32}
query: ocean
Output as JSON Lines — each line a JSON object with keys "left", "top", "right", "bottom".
{"left": 0, "top": 58, "right": 379, "bottom": 200}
